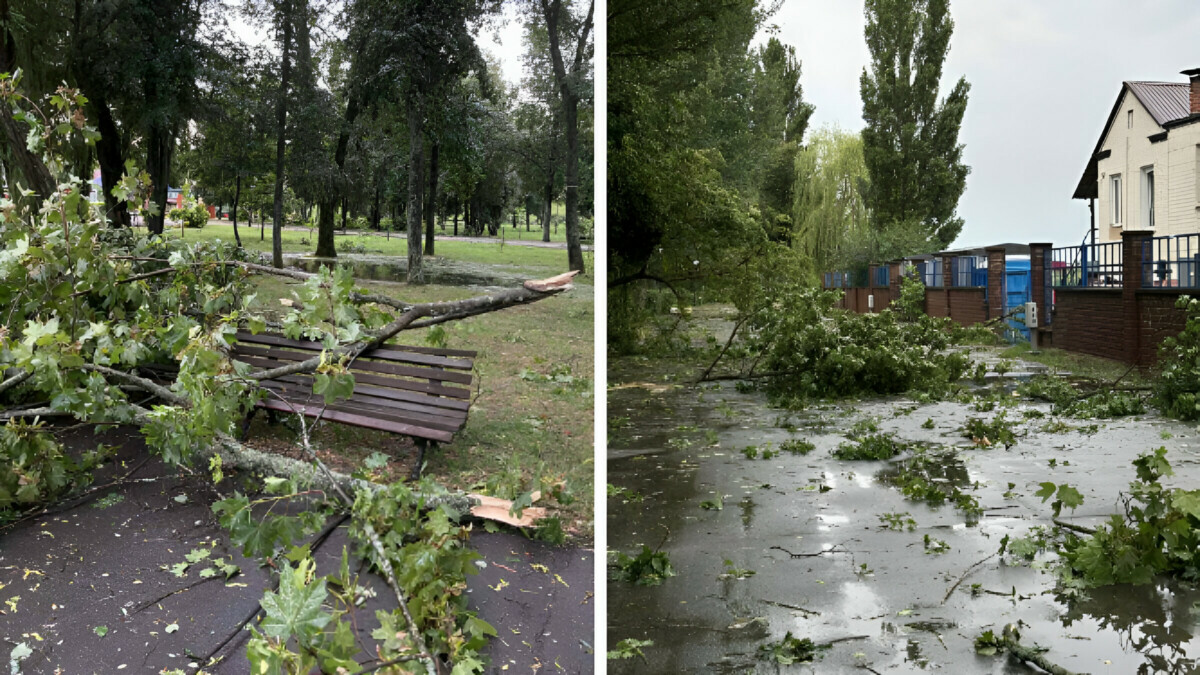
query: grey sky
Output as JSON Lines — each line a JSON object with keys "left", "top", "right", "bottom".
{"left": 765, "top": 0, "right": 1200, "bottom": 249}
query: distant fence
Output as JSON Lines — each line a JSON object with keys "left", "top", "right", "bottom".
{"left": 821, "top": 231, "right": 1199, "bottom": 366}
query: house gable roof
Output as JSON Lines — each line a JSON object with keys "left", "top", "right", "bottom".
{"left": 1072, "top": 81, "right": 1191, "bottom": 200}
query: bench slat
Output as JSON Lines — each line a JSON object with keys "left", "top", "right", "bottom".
{"left": 261, "top": 381, "right": 467, "bottom": 432}
{"left": 234, "top": 344, "right": 473, "bottom": 385}
{"left": 269, "top": 373, "right": 471, "bottom": 412}
{"left": 234, "top": 331, "right": 477, "bottom": 364}
{"left": 235, "top": 354, "right": 473, "bottom": 400}
{"left": 256, "top": 398, "right": 455, "bottom": 443}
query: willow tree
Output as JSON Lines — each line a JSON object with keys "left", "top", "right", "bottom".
{"left": 791, "top": 127, "right": 870, "bottom": 272}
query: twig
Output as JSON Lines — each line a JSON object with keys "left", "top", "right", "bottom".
{"left": 769, "top": 543, "right": 851, "bottom": 559}
{"left": 991, "top": 624, "right": 1082, "bottom": 675}
{"left": 759, "top": 598, "right": 820, "bottom": 616}
{"left": 1052, "top": 518, "right": 1096, "bottom": 535}
{"left": 942, "top": 552, "right": 999, "bottom": 604}
{"left": 697, "top": 312, "right": 752, "bottom": 382}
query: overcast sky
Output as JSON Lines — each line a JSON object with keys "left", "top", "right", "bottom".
{"left": 764, "top": 0, "right": 1200, "bottom": 249}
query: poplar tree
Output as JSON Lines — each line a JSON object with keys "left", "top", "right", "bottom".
{"left": 859, "top": 0, "right": 970, "bottom": 253}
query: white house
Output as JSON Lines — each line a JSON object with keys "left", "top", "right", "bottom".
{"left": 1074, "top": 69, "right": 1200, "bottom": 243}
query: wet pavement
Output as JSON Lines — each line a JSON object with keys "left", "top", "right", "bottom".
{"left": 608, "top": 351, "right": 1200, "bottom": 674}
{"left": 1, "top": 427, "right": 594, "bottom": 673}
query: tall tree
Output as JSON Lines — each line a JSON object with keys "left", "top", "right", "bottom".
{"left": 535, "top": 0, "right": 592, "bottom": 273}
{"left": 268, "top": 0, "right": 295, "bottom": 267}
{"left": 859, "top": 0, "right": 969, "bottom": 252}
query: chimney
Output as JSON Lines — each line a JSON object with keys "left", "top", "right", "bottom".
{"left": 1183, "top": 68, "right": 1200, "bottom": 114}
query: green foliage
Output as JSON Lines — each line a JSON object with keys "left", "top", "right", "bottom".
{"left": 614, "top": 546, "right": 676, "bottom": 586}
{"left": 961, "top": 412, "right": 1017, "bottom": 448}
{"left": 881, "top": 452, "right": 981, "bottom": 517}
{"left": 1019, "top": 375, "right": 1145, "bottom": 418}
{"left": 608, "top": 638, "right": 653, "bottom": 661}
{"left": 757, "top": 632, "right": 827, "bottom": 665}
{"left": 860, "top": 0, "right": 971, "bottom": 250}
{"left": 878, "top": 511, "right": 917, "bottom": 531}
{"left": 780, "top": 438, "right": 815, "bottom": 455}
{"left": 834, "top": 432, "right": 910, "bottom": 461}
{"left": 1060, "top": 447, "right": 1200, "bottom": 586}
{"left": 719, "top": 559, "right": 755, "bottom": 580}
{"left": 748, "top": 283, "right": 973, "bottom": 404}
{"left": 1034, "top": 482, "right": 1084, "bottom": 518}
{"left": 1153, "top": 295, "right": 1200, "bottom": 420}
{"left": 895, "top": 275, "right": 927, "bottom": 322}
{"left": 168, "top": 201, "right": 210, "bottom": 229}
{"left": 0, "top": 419, "right": 102, "bottom": 514}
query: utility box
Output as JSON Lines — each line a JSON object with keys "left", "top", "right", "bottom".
{"left": 868, "top": 294, "right": 875, "bottom": 310}
{"left": 1025, "top": 301, "right": 1038, "bottom": 328}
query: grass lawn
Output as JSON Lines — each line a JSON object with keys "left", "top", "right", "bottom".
{"left": 1000, "top": 341, "right": 1154, "bottom": 386}
{"left": 165, "top": 222, "right": 592, "bottom": 281}
{"left": 245, "top": 273, "right": 596, "bottom": 542}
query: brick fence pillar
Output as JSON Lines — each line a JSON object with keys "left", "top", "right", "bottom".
{"left": 1122, "top": 230, "right": 1152, "bottom": 365}
{"left": 1029, "top": 243, "right": 1053, "bottom": 329}
{"left": 985, "top": 246, "right": 1006, "bottom": 320}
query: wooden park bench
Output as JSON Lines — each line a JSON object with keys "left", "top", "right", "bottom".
{"left": 230, "top": 331, "right": 476, "bottom": 478}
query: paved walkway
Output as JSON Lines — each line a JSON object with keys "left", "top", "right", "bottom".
{"left": 0, "top": 427, "right": 594, "bottom": 673}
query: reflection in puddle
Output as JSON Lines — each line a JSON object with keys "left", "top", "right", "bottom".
{"left": 1058, "top": 581, "right": 1200, "bottom": 674}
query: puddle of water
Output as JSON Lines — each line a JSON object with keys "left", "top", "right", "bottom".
{"left": 609, "top": 355, "right": 1200, "bottom": 674}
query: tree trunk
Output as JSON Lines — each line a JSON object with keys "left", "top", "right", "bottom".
{"left": 0, "top": 0, "right": 53, "bottom": 205}
{"left": 341, "top": 197, "right": 348, "bottom": 231}
{"left": 405, "top": 101, "right": 425, "bottom": 284}
{"left": 271, "top": 0, "right": 294, "bottom": 268}
{"left": 543, "top": 181, "right": 552, "bottom": 243}
{"left": 145, "top": 122, "right": 172, "bottom": 235}
{"left": 92, "top": 94, "right": 130, "bottom": 227}
{"left": 453, "top": 204, "right": 458, "bottom": 237}
{"left": 316, "top": 197, "right": 336, "bottom": 257}
{"left": 540, "top": 0, "right": 591, "bottom": 273}
{"left": 424, "top": 142, "right": 438, "bottom": 255}
{"left": 232, "top": 174, "right": 242, "bottom": 247}
{"left": 525, "top": 200, "right": 530, "bottom": 231}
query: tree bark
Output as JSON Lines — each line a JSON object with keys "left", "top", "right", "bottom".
{"left": 92, "top": 93, "right": 130, "bottom": 228}
{"left": 543, "top": 181, "right": 552, "bottom": 243}
{"left": 145, "top": 121, "right": 172, "bottom": 235}
{"left": 271, "top": 0, "right": 294, "bottom": 268}
{"left": 231, "top": 174, "right": 242, "bottom": 247}
{"left": 405, "top": 100, "right": 426, "bottom": 284}
{"left": 316, "top": 196, "right": 336, "bottom": 257}
{"left": 0, "top": 0, "right": 54, "bottom": 205}
{"left": 424, "top": 142, "right": 438, "bottom": 255}
{"left": 539, "top": 0, "right": 592, "bottom": 273}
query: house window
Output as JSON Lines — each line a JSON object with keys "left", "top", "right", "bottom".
{"left": 1142, "top": 166, "right": 1155, "bottom": 228}
{"left": 1128, "top": 110, "right": 1134, "bottom": 128}
{"left": 1111, "top": 174, "right": 1122, "bottom": 225}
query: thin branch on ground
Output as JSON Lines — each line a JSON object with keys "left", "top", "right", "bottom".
{"left": 942, "top": 552, "right": 999, "bottom": 604}
{"left": 1052, "top": 518, "right": 1097, "bottom": 535}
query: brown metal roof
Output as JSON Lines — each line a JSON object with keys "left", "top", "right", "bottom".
{"left": 1125, "top": 81, "right": 1190, "bottom": 126}
{"left": 1073, "top": 81, "right": 1192, "bottom": 200}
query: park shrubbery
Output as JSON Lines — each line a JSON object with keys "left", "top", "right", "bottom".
{"left": 168, "top": 201, "right": 209, "bottom": 228}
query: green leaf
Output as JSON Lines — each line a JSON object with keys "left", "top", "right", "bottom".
{"left": 1056, "top": 485, "right": 1084, "bottom": 511}
{"left": 259, "top": 559, "right": 332, "bottom": 647}
{"left": 93, "top": 625, "right": 108, "bottom": 637}
{"left": 1172, "top": 490, "right": 1200, "bottom": 520}
{"left": 184, "top": 548, "right": 211, "bottom": 564}
{"left": 1035, "top": 482, "right": 1056, "bottom": 502}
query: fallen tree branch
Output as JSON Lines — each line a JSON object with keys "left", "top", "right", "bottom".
{"left": 991, "top": 624, "right": 1081, "bottom": 675}
{"left": 942, "top": 551, "right": 999, "bottom": 604}
{"left": 80, "top": 364, "right": 189, "bottom": 407}
{"left": 247, "top": 272, "right": 577, "bottom": 382}
{"left": 0, "top": 369, "right": 31, "bottom": 397}
{"left": 1052, "top": 518, "right": 1097, "bottom": 535}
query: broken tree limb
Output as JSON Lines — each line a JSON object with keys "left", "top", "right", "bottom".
{"left": 80, "top": 364, "right": 189, "bottom": 407}
{"left": 247, "top": 271, "right": 577, "bottom": 382}
{"left": 994, "top": 624, "right": 1081, "bottom": 675}
{"left": 942, "top": 552, "right": 999, "bottom": 604}
{"left": 1052, "top": 518, "right": 1097, "bottom": 535}
{"left": 0, "top": 369, "right": 31, "bottom": 397}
